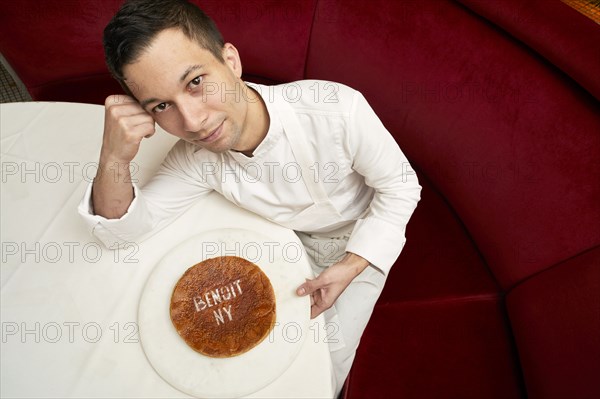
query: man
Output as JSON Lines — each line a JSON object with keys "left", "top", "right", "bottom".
{"left": 79, "top": 0, "right": 421, "bottom": 395}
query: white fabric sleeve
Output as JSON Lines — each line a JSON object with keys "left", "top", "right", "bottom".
{"left": 77, "top": 182, "right": 154, "bottom": 248}
{"left": 345, "top": 91, "right": 422, "bottom": 275}
{"left": 78, "top": 140, "right": 212, "bottom": 248}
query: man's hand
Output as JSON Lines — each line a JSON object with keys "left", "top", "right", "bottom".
{"left": 92, "top": 95, "right": 156, "bottom": 219}
{"left": 100, "top": 95, "right": 156, "bottom": 165}
{"left": 296, "top": 252, "right": 370, "bottom": 319}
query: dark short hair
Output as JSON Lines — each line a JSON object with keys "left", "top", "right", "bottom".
{"left": 104, "top": 0, "right": 225, "bottom": 84}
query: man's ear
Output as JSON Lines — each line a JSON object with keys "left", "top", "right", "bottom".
{"left": 222, "top": 43, "right": 242, "bottom": 78}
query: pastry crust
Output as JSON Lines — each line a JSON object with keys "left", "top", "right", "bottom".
{"left": 170, "top": 256, "right": 276, "bottom": 358}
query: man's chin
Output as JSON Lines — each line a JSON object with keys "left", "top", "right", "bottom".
{"left": 189, "top": 140, "right": 230, "bottom": 154}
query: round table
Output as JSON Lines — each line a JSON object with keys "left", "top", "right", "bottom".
{"left": 0, "top": 102, "right": 335, "bottom": 398}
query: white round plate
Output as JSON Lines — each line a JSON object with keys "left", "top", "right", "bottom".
{"left": 138, "top": 228, "right": 312, "bottom": 398}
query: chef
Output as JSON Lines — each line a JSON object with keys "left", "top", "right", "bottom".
{"left": 78, "top": 0, "right": 421, "bottom": 396}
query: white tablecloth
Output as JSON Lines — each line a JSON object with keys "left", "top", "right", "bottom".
{"left": 0, "top": 102, "right": 335, "bottom": 398}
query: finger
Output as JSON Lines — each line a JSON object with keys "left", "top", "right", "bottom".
{"left": 310, "top": 302, "right": 328, "bottom": 319}
{"left": 132, "top": 121, "right": 156, "bottom": 139}
{"left": 121, "top": 113, "right": 155, "bottom": 129}
{"left": 108, "top": 102, "right": 150, "bottom": 119}
{"left": 310, "top": 289, "right": 334, "bottom": 319}
{"left": 105, "top": 94, "right": 137, "bottom": 107}
{"left": 143, "top": 125, "right": 156, "bottom": 138}
{"left": 112, "top": 115, "right": 155, "bottom": 140}
{"left": 296, "top": 278, "right": 310, "bottom": 296}
{"left": 296, "top": 278, "right": 323, "bottom": 296}
{"left": 140, "top": 125, "right": 156, "bottom": 139}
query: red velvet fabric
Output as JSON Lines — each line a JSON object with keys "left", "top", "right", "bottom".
{"left": 193, "top": 0, "right": 315, "bottom": 83}
{"left": 380, "top": 170, "right": 499, "bottom": 305}
{"left": 0, "top": 0, "right": 121, "bottom": 98}
{"left": 506, "top": 246, "right": 600, "bottom": 399}
{"left": 347, "top": 298, "right": 525, "bottom": 398}
{"left": 28, "top": 73, "right": 123, "bottom": 105}
{"left": 347, "top": 173, "right": 522, "bottom": 398}
{"left": 306, "top": 0, "right": 600, "bottom": 290}
{"left": 354, "top": 172, "right": 525, "bottom": 397}
{"left": 455, "top": 0, "right": 600, "bottom": 102}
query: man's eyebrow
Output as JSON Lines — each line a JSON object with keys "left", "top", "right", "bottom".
{"left": 180, "top": 64, "right": 204, "bottom": 83}
{"left": 140, "top": 97, "right": 159, "bottom": 109}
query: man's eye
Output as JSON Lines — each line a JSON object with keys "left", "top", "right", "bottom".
{"left": 188, "top": 76, "right": 202, "bottom": 90}
{"left": 153, "top": 103, "right": 169, "bottom": 113}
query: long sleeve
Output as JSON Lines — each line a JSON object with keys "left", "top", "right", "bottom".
{"left": 78, "top": 140, "right": 212, "bottom": 247}
{"left": 345, "top": 92, "right": 422, "bottom": 274}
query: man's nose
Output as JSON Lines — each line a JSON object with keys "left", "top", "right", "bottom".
{"left": 179, "top": 98, "right": 208, "bottom": 133}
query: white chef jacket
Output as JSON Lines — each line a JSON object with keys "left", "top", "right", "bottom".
{"left": 78, "top": 80, "right": 421, "bottom": 275}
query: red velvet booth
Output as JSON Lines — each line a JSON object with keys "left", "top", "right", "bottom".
{"left": 2, "top": 1, "right": 598, "bottom": 398}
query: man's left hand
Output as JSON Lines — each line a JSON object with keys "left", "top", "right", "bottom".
{"left": 296, "top": 252, "right": 370, "bottom": 319}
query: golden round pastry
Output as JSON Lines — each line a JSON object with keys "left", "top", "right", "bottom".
{"left": 170, "top": 256, "right": 276, "bottom": 358}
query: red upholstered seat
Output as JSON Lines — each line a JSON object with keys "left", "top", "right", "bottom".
{"left": 506, "top": 247, "right": 600, "bottom": 399}
{"left": 1, "top": 1, "right": 598, "bottom": 397}
{"left": 351, "top": 172, "right": 524, "bottom": 398}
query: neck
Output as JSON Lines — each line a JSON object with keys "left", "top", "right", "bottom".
{"left": 233, "top": 84, "right": 269, "bottom": 156}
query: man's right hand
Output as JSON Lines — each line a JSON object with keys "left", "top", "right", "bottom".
{"left": 92, "top": 95, "right": 156, "bottom": 219}
{"left": 100, "top": 95, "right": 156, "bottom": 164}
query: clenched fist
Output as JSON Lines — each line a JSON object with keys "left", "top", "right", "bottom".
{"left": 100, "top": 95, "right": 156, "bottom": 164}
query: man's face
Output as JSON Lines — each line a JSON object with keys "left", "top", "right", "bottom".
{"left": 123, "top": 28, "right": 254, "bottom": 153}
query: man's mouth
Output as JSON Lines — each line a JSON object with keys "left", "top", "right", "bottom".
{"left": 196, "top": 121, "right": 224, "bottom": 143}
